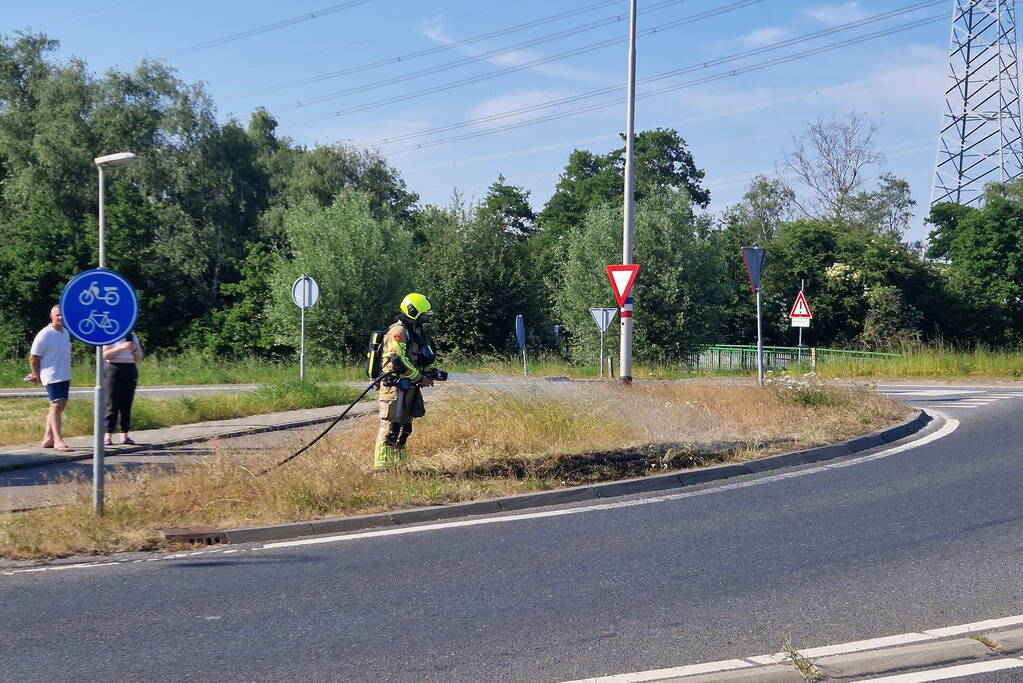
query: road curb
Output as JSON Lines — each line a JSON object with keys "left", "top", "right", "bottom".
{"left": 0, "top": 403, "right": 375, "bottom": 474}
{"left": 217, "top": 410, "right": 933, "bottom": 545}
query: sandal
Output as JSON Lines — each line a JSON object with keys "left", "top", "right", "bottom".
{"left": 54, "top": 445, "right": 74, "bottom": 453}
{"left": 104, "top": 437, "right": 113, "bottom": 446}
{"left": 121, "top": 437, "right": 135, "bottom": 445}
{"left": 41, "top": 440, "right": 54, "bottom": 449}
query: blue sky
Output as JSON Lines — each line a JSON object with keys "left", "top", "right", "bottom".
{"left": 13, "top": 0, "right": 950, "bottom": 242}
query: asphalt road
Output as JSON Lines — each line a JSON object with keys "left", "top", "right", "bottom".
{"left": 1, "top": 383, "right": 1021, "bottom": 681}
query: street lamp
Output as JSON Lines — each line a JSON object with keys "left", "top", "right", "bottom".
{"left": 92, "top": 151, "right": 138, "bottom": 514}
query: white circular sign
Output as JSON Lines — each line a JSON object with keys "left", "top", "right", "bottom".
{"left": 291, "top": 276, "right": 319, "bottom": 309}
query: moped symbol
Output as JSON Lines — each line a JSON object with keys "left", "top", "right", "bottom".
{"left": 78, "top": 282, "right": 120, "bottom": 307}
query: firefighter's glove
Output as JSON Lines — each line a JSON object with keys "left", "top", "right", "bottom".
{"left": 418, "top": 376, "right": 435, "bottom": 388}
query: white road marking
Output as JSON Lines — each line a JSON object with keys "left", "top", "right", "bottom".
{"left": 853, "top": 657, "right": 1023, "bottom": 681}
{"left": 560, "top": 659, "right": 753, "bottom": 683}
{"left": 923, "top": 614, "right": 1023, "bottom": 637}
{"left": 884, "top": 390, "right": 984, "bottom": 397}
{"left": 565, "top": 611, "right": 1023, "bottom": 681}
{"left": 747, "top": 632, "right": 938, "bottom": 664}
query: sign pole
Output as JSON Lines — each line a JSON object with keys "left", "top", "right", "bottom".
{"left": 756, "top": 288, "right": 764, "bottom": 385}
{"left": 619, "top": 0, "right": 637, "bottom": 385}
{"left": 797, "top": 279, "right": 804, "bottom": 364}
{"left": 599, "top": 328, "right": 605, "bottom": 378}
{"left": 93, "top": 166, "right": 106, "bottom": 514}
{"left": 299, "top": 275, "right": 306, "bottom": 381}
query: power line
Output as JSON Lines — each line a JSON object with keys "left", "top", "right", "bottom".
{"left": 362, "top": 0, "right": 946, "bottom": 148}
{"left": 283, "top": 0, "right": 764, "bottom": 122}
{"left": 381, "top": 13, "right": 946, "bottom": 154}
{"left": 227, "top": 0, "right": 631, "bottom": 99}
{"left": 245, "top": 0, "right": 534, "bottom": 70}
{"left": 271, "top": 0, "right": 696, "bottom": 111}
{"left": 156, "top": 0, "right": 377, "bottom": 59}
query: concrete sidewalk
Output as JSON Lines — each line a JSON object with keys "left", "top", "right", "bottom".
{"left": 0, "top": 401, "right": 376, "bottom": 474}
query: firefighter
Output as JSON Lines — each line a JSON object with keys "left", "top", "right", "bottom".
{"left": 373, "top": 293, "right": 445, "bottom": 469}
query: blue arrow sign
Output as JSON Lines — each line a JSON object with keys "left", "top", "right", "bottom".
{"left": 60, "top": 269, "right": 139, "bottom": 346}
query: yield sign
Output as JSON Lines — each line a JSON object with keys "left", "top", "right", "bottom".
{"left": 589, "top": 307, "right": 618, "bottom": 333}
{"left": 606, "top": 264, "right": 640, "bottom": 307}
{"left": 789, "top": 290, "right": 813, "bottom": 319}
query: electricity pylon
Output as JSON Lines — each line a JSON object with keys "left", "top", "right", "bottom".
{"left": 932, "top": 0, "right": 1023, "bottom": 206}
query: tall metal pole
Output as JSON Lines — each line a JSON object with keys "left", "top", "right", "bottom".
{"left": 619, "top": 0, "right": 637, "bottom": 384}
{"left": 300, "top": 275, "right": 306, "bottom": 381}
{"left": 93, "top": 166, "right": 107, "bottom": 514}
{"left": 599, "top": 328, "right": 605, "bottom": 378}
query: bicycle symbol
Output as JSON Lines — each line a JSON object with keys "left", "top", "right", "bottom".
{"left": 78, "top": 310, "right": 120, "bottom": 337}
{"left": 78, "top": 282, "right": 120, "bottom": 307}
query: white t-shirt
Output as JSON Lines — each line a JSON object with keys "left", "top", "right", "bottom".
{"left": 103, "top": 333, "right": 140, "bottom": 363}
{"left": 30, "top": 324, "right": 72, "bottom": 386}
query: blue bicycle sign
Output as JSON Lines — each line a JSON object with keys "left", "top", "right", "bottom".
{"left": 60, "top": 269, "right": 138, "bottom": 346}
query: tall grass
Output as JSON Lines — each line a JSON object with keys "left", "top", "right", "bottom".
{"left": 0, "top": 381, "right": 908, "bottom": 559}
{"left": 0, "top": 381, "right": 361, "bottom": 446}
{"left": 817, "top": 346, "right": 1023, "bottom": 379}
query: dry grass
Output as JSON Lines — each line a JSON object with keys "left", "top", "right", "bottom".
{"left": 0, "top": 379, "right": 909, "bottom": 560}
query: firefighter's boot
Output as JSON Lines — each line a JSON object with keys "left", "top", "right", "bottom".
{"left": 373, "top": 442, "right": 402, "bottom": 469}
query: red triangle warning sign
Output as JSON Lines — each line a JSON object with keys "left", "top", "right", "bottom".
{"left": 789, "top": 290, "right": 813, "bottom": 319}
{"left": 606, "top": 264, "right": 640, "bottom": 308}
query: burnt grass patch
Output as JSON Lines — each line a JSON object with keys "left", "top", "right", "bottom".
{"left": 446, "top": 439, "right": 791, "bottom": 484}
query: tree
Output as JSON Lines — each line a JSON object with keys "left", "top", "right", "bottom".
{"left": 415, "top": 197, "right": 540, "bottom": 354}
{"left": 721, "top": 175, "right": 796, "bottom": 245}
{"left": 848, "top": 173, "right": 916, "bottom": 239}
{"left": 926, "top": 181, "right": 1023, "bottom": 344}
{"left": 267, "top": 192, "right": 413, "bottom": 360}
{"left": 781, "top": 112, "right": 884, "bottom": 223}
{"left": 539, "top": 128, "right": 710, "bottom": 240}
{"left": 555, "top": 191, "right": 728, "bottom": 364}
{"left": 479, "top": 175, "right": 536, "bottom": 239}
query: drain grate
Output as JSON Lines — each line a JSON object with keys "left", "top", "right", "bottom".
{"left": 162, "top": 527, "right": 228, "bottom": 545}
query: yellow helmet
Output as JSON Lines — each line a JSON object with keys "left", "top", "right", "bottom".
{"left": 400, "top": 292, "right": 433, "bottom": 320}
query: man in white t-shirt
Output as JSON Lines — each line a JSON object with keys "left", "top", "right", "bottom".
{"left": 27, "top": 305, "right": 73, "bottom": 452}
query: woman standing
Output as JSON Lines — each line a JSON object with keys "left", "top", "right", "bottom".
{"left": 102, "top": 332, "right": 143, "bottom": 445}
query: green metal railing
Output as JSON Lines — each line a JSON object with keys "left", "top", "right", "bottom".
{"left": 684, "top": 345, "right": 897, "bottom": 371}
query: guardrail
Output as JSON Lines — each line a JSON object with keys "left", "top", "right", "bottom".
{"left": 684, "top": 345, "right": 898, "bottom": 371}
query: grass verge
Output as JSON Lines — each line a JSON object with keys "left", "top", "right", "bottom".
{"left": 0, "top": 377, "right": 909, "bottom": 560}
{"left": 0, "top": 381, "right": 361, "bottom": 447}
{"left": 816, "top": 347, "right": 1023, "bottom": 380}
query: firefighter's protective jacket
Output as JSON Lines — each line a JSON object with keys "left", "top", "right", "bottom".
{"left": 378, "top": 318, "right": 438, "bottom": 402}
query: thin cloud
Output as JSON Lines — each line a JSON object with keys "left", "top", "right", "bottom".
{"left": 742, "top": 27, "right": 789, "bottom": 48}
{"left": 420, "top": 15, "right": 612, "bottom": 85}
{"left": 469, "top": 89, "right": 577, "bottom": 130}
{"left": 802, "top": 1, "right": 869, "bottom": 26}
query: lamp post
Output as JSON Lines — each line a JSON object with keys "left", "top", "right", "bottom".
{"left": 92, "top": 152, "right": 137, "bottom": 514}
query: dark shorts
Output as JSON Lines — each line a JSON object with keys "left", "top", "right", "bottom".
{"left": 45, "top": 380, "right": 70, "bottom": 403}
